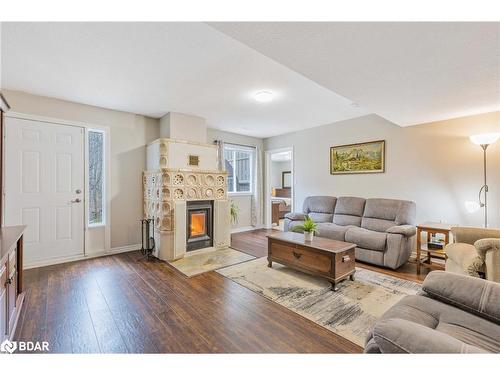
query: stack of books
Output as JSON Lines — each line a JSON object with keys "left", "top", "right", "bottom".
{"left": 428, "top": 234, "right": 446, "bottom": 252}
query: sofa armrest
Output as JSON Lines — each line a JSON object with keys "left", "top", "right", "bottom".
{"left": 386, "top": 225, "right": 416, "bottom": 237}
{"left": 451, "top": 226, "right": 500, "bottom": 245}
{"left": 422, "top": 270, "right": 500, "bottom": 324}
{"left": 284, "top": 212, "right": 305, "bottom": 221}
{"left": 474, "top": 238, "right": 500, "bottom": 255}
{"left": 371, "top": 318, "right": 487, "bottom": 353}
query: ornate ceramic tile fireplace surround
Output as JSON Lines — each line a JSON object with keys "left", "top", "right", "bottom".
{"left": 144, "top": 137, "right": 231, "bottom": 261}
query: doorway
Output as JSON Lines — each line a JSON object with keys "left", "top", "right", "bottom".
{"left": 4, "top": 117, "right": 85, "bottom": 266}
{"left": 265, "top": 148, "right": 294, "bottom": 230}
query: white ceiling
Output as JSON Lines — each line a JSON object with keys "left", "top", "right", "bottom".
{"left": 210, "top": 22, "right": 500, "bottom": 126}
{"left": 3, "top": 23, "right": 499, "bottom": 138}
{"left": 0, "top": 22, "right": 368, "bottom": 138}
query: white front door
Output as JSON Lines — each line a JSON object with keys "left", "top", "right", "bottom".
{"left": 4, "top": 117, "right": 85, "bottom": 266}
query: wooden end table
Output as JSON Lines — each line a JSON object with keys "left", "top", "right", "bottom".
{"left": 267, "top": 231, "right": 356, "bottom": 291}
{"left": 416, "top": 222, "right": 456, "bottom": 274}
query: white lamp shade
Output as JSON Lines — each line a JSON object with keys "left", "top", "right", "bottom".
{"left": 469, "top": 132, "right": 500, "bottom": 146}
{"left": 465, "top": 201, "right": 480, "bottom": 213}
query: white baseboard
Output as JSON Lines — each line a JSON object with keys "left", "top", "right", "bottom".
{"left": 23, "top": 244, "right": 141, "bottom": 269}
{"left": 230, "top": 225, "right": 263, "bottom": 234}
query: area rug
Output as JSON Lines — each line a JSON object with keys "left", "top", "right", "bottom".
{"left": 217, "top": 257, "right": 421, "bottom": 347}
{"left": 168, "top": 247, "right": 255, "bottom": 277}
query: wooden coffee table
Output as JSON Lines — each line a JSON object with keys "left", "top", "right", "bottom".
{"left": 267, "top": 231, "right": 356, "bottom": 291}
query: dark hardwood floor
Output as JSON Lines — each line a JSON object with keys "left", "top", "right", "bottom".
{"left": 15, "top": 228, "right": 429, "bottom": 353}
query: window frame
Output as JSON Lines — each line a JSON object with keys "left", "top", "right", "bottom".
{"left": 223, "top": 143, "right": 254, "bottom": 196}
{"left": 87, "top": 128, "right": 106, "bottom": 227}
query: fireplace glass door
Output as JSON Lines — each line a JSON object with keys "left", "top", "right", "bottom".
{"left": 190, "top": 212, "right": 206, "bottom": 237}
{"left": 186, "top": 200, "right": 213, "bottom": 251}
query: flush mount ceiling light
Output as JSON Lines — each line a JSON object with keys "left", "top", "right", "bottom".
{"left": 254, "top": 90, "right": 274, "bottom": 103}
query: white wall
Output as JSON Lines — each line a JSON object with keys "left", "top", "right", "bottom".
{"left": 206, "top": 128, "right": 264, "bottom": 230}
{"left": 271, "top": 160, "right": 292, "bottom": 189}
{"left": 2, "top": 91, "right": 266, "bottom": 248}
{"left": 3, "top": 90, "right": 160, "bottom": 250}
{"left": 264, "top": 112, "right": 500, "bottom": 228}
{"left": 160, "top": 112, "right": 207, "bottom": 143}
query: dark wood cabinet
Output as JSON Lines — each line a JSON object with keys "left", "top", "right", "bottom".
{"left": 0, "top": 263, "right": 7, "bottom": 336}
{"left": 0, "top": 93, "right": 23, "bottom": 342}
{"left": 0, "top": 226, "right": 25, "bottom": 342}
{"left": 271, "top": 201, "right": 281, "bottom": 226}
{"left": 7, "top": 249, "right": 18, "bottom": 334}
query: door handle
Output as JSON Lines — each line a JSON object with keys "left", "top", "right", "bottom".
{"left": 70, "top": 198, "right": 82, "bottom": 203}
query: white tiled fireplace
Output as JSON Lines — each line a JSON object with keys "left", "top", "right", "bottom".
{"left": 143, "top": 113, "right": 231, "bottom": 261}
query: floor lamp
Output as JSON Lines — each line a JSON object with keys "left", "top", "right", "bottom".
{"left": 469, "top": 132, "right": 500, "bottom": 228}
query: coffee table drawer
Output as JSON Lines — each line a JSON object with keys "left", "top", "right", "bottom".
{"left": 270, "top": 241, "right": 331, "bottom": 273}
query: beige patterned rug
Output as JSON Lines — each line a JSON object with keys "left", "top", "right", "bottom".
{"left": 168, "top": 247, "right": 255, "bottom": 277}
{"left": 217, "top": 257, "right": 421, "bottom": 347}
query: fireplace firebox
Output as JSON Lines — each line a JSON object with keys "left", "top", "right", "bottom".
{"left": 186, "top": 200, "right": 214, "bottom": 251}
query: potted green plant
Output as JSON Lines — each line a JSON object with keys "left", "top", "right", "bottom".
{"left": 292, "top": 215, "right": 318, "bottom": 242}
{"left": 230, "top": 200, "right": 239, "bottom": 225}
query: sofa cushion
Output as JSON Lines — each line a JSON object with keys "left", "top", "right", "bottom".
{"left": 422, "top": 271, "right": 500, "bottom": 325}
{"left": 334, "top": 214, "right": 362, "bottom": 226}
{"left": 371, "top": 318, "right": 487, "bottom": 353}
{"left": 302, "top": 196, "right": 336, "bottom": 214}
{"left": 308, "top": 212, "right": 334, "bottom": 223}
{"left": 285, "top": 220, "right": 304, "bottom": 232}
{"left": 361, "top": 217, "right": 395, "bottom": 232}
{"left": 333, "top": 196, "right": 365, "bottom": 226}
{"left": 345, "top": 227, "right": 387, "bottom": 251}
{"left": 316, "top": 223, "right": 351, "bottom": 241}
{"left": 361, "top": 198, "right": 416, "bottom": 232}
{"left": 375, "top": 294, "right": 500, "bottom": 353}
{"left": 451, "top": 226, "right": 500, "bottom": 245}
{"left": 364, "top": 198, "right": 415, "bottom": 222}
{"left": 284, "top": 212, "right": 305, "bottom": 221}
{"left": 355, "top": 247, "right": 385, "bottom": 265}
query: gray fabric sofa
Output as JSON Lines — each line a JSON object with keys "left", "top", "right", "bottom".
{"left": 284, "top": 196, "right": 416, "bottom": 269}
{"left": 364, "top": 271, "right": 500, "bottom": 353}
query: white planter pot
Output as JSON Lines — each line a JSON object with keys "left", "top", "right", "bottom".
{"left": 304, "top": 232, "right": 314, "bottom": 242}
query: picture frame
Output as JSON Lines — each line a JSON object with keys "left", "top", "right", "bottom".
{"left": 282, "top": 171, "right": 292, "bottom": 188}
{"left": 330, "top": 140, "right": 385, "bottom": 174}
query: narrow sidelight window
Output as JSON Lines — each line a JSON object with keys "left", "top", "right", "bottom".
{"left": 88, "top": 130, "right": 105, "bottom": 226}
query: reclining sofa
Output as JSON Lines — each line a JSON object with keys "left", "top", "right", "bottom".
{"left": 364, "top": 271, "right": 500, "bottom": 353}
{"left": 284, "top": 196, "right": 416, "bottom": 269}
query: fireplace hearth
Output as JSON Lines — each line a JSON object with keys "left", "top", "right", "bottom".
{"left": 186, "top": 200, "right": 213, "bottom": 251}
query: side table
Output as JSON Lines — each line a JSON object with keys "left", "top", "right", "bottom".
{"left": 416, "top": 222, "right": 456, "bottom": 274}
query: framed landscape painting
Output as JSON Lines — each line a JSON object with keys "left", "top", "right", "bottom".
{"left": 330, "top": 140, "right": 385, "bottom": 174}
